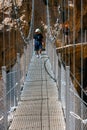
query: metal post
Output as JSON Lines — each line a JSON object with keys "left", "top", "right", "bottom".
{"left": 17, "top": 53, "right": 21, "bottom": 101}
{"left": 58, "top": 53, "right": 61, "bottom": 100}
{"left": 2, "top": 66, "right": 8, "bottom": 130}
{"left": 24, "top": 46, "right": 26, "bottom": 81}
{"left": 66, "top": 66, "right": 70, "bottom": 130}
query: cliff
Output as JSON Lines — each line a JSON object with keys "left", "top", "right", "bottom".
{"left": 0, "top": 0, "right": 31, "bottom": 75}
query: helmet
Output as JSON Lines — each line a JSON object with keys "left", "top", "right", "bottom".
{"left": 35, "top": 28, "right": 41, "bottom": 33}
{"left": 65, "top": 24, "right": 68, "bottom": 27}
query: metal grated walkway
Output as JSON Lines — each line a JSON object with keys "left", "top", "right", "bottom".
{"left": 9, "top": 52, "right": 65, "bottom": 130}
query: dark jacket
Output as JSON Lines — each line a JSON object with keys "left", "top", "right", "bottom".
{"left": 34, "top": 33, "right": 43, "bottom": 45}
{"left": 63, "top": 27, "right": 70, "bottom": 36}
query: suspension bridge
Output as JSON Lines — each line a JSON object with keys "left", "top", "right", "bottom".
{"left": 0, "top": 0, "right": 87, "bottom": 130}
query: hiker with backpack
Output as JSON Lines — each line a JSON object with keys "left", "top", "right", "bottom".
{"left": 33, "top": 28, "right": 43, "bottom": 58}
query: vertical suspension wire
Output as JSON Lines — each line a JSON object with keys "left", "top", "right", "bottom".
{"left": 32, "top": 0, "right": 34, "bottom": 40}
{"left": 61, "top": 0, "right": 64, "bottom": 46}
{"left": 61, "top": 0, "right": 66, "bottom": 65}
{"left": 27, "top": 0, "right": 34, "bottom": 41}
{"left": 31, "top": 0, "right": 34, "bottom": 56}
{"left": 2, "top": 0, "right": 6, "bottom": 129}
{"left": 27, "top": 0, "right": 34, "bottom": 68}
{"left": 24, "top": 0, "right": 34, "bottom": 73}
{"left": 46, "top": 0, "right": 49, "bottom": 53}
{"left": 46, "top": 0, "right": 53, "bottom": 67}
{"left": 72, "top": 2, "right": 76, "bottom": 130}
{"left": 32, "top": 0, "right": 35, "bottom": 35}
{"left": 47, "top": 0, "right": 53, "bottom": 67}
{"left": 8, "top": 0, "right": 12, "bottom": 109}
{"left": 12, "top": 24, "right": 16, "bottom": 107}
{"left": 68, "top": 1, "right": 75, "bottom": 129}
{"left": 73, "top": 0, "right": 75, "bottom": 86}
{"left": 81, "top": 0, "right": 83, "bottom": 96}
{"left": 2, "top": 0, "right": 5, "bottom": 66}
{"left": 80, "top": 0, "right": 83, "bottom": 129}
{"left": 14, "top": 0, "right": 19, "bottom": 53}
{"left": 28, "top": 0, "right": 34, "bottom": 65}
{"left": 68, "top": 0, "right": 70, "bottom": 66}
{"left": 12, "top": 0, "right": 19, "bottom": 107}
{"left": 64, "top": 0, "right": 66, "bottom": 67}
{"left": 46, "top": 0, "right": 49, "bottom": 33}
{"left": 45, "top": 2, "right": 51, "bottom": 129}
{"left": 61, "top": 0, "right": 64, "bottom": 62}
{"left": 61, "top": 0, "right": 66, "bottom": 66}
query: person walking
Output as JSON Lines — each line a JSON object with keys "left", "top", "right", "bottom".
{"left": 33, "top": 28, "right": 43, "bottom": 58}
{"left": 63, "top": 24, "right": 70, "bottom": 45}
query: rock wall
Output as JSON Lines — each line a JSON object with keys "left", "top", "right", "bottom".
{"left": 0, "top": 0, "right": 31, "bottom": 76}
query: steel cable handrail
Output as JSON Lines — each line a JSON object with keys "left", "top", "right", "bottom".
{"left": 0, "top": 1, "right": 34, "bottom": 128}
{"left": 58, "top": 54, "right": 87, "bottom": 97}
{"left": 12, "top": 0, "right": 34, "bottom": 44}
{"left": 0, "top": 82, "right": 18, "bottom": 102}
{"left": 70, "top": 88, "right": 87, "bottom": 106}
{"left": 44, "top": 58, "right": 56, "bottom": 82}
{"left": 70, "top": 71, "right": 87, "bottom": 96}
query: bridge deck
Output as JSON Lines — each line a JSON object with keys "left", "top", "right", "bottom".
{"left": 9, "top": 52, "right": 65, "bottom": 130}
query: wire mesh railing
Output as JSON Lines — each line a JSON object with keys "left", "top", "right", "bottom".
{"left": 46, "top": 0, "right": 87, "bottom": 129}
{"left": 0, "top": 0, "right": 34, "bottom": 128}
{"left": 0, "top": 42, "right": 33, "bottom": 130}
{"left": 46, "top": 39, "right": 87, "bottom": 130}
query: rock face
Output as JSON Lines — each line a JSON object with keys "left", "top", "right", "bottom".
{"left": 57, "top": 0, "right": 87, "bottom": 43}
{"left": 0, "top": 0, "right": 31, "bottom": 75}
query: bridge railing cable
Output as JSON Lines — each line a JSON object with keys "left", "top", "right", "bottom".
{"left": 46, "top": 0, "right": 87, "bottom": 130}
{"left": 0, "top": 0, "right": 34, "bottom": 129}
{"left": 46, "top": 37, "right": 87, "bottom": 130}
